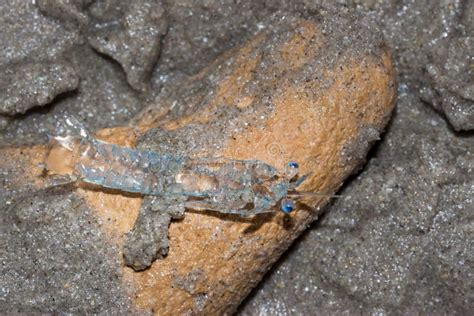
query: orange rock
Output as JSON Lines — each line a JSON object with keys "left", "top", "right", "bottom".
{"left": 1, "top": 12, "right": 396, "bottom": 315}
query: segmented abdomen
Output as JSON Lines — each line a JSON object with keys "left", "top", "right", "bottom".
{"left": 75, "top": 139, "right": 185, "bottom": 195}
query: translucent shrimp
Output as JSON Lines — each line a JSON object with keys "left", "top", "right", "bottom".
{"left": 46, "top": 117, "right": 338, "bottom": 217}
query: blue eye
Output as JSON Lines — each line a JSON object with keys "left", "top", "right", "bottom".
{"left": 280, "top": 198, "right": 295, "bottom": 213}
{"left": 288, "top": 161, "right": 299, "bottom": 169}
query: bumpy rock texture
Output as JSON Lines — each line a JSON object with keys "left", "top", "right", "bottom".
{"left": 37, "top": 0, "right": 92, "bottom": 31}
{"left": 240, "top": 1, "right": 474, "bottom": 314}
{"left": 0, "top": 0, "right": 472, "bottom": 315}
{"left": 88, "top": 0, "right": 168, "bottom": 91}
{"left": 268, "top": 0, "right": 474, "bottom": 131}
{"left": 0, "top": 60, "right": 79, "bottom": 116}
{"left": 119, "top": 7, "right": 395, "bottom": 276}
{"left": 240, "top": 85, "right": 474, "bottom": 315}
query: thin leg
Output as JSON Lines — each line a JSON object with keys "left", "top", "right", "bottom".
{"left": 44, "top": 174, "right": 78, "bottom": 189}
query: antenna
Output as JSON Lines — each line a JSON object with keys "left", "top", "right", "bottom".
{"left": 287, "top": 191, "right": 342, "bottom": 198}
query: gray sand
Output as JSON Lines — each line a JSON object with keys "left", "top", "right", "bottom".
{"left": 0, "top": 0, "right": 472, "bottom": 314}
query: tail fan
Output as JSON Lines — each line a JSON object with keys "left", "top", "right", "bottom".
{"left": 47, "top": 116, "right": 93, "bottom": 151}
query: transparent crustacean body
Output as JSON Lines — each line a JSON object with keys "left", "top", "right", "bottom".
{"left": 47, "top": 117, "right": 333, "bottom": 216}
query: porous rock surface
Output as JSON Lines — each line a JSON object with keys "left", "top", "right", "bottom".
{"left": 240, "top": 85, "right": 474, "bottom": 315}
{"left": 240, "top": 1, "right": 474, "bottom": 314}
{"left": 266, "top": 0, "right": 474, "bottom": 131}
{"left": 119, "top": 7, "right": 395, "bottom": 275}
{"left": 1, "top": 6, "right": 395, "bottom": 315}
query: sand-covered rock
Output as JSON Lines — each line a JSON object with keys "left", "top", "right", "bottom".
{"left": 88, "top": 0, "right": 168, "bottom": 92}
{"left": 1, "top": 9, "right": 395, "bottom": 314}
{"left": 0, "top": 60, "right": 79, "bottom": 116}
